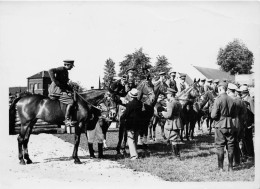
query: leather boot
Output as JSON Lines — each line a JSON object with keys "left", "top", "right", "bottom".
{"left": 217, "top": 149, "right": 224, "bottom": 171}
{"left": 172, "top": 144, "right": 180, "bottom": 159}
{"left": 98, "top": 143, "right": 104, "bottom": 159}
{"left": 88, "top": 143, "right": 96, "bottom": 159}
{"left": 228, "top": 151, "right": 234, "bottom": 172}
{"left": 64, "top": 104, "right": 77, "bottom": 126}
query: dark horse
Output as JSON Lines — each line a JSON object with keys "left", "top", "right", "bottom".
{"left": 9, "top": 89, "right": 115, "bottom": 164}
{"left": 116, "top": 79, "right": 167, "bottom": 155}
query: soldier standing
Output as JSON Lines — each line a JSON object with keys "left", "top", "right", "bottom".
{"left": 160, "top": 88, "right": 183, "bottom": 159}
{"left": 227, "top": 83, "right": 247, "bottom": 166}
{"left": 166, "top": 71, "right": 178, "bottom": 92}
{"left": 212, "top": 79, "right": 220, "bottom": 95}
{"left": 176, "top": 74, "right": 188, "bottom": 95}
{"left": 198, "top": 78, "right": 206, "bottom": 95}
{"left": 204, "top": 79, "right": 213, "bottom": 92}
{"left": 211, "top": 82, "right": 236, "bottom": 171}
{"left": 240, "top": 85, "right": 254, "bottom": 161}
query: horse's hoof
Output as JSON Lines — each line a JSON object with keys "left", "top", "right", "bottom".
{"left": 19, "top": 159, "right": 26, "bottom": 165}
{"left": 74, "top": 160, "right": 82, "bottom": 164}
{"left": 26, "top": 159, "right": 33, "bottom": 164}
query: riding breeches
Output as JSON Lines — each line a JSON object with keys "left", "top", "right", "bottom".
{"left": 87, "top": 119, "right": 104, "bottom": 143}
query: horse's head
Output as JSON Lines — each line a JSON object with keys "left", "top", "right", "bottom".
{"left": 177, "top": 80, "right": 200, "bottom": 107}
{"left": 137, "top": 80, "right": 155, "bottom": 105}
{"left": 99, "top": 91, "right": 118, "bottom": 121}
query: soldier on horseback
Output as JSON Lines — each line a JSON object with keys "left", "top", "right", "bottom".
{"left": 166, "top": 71, "right": 178, "bottom": 92}
{"left": 48, "top": 60, "right": 76, "bottom": 126}
{"left": 108, "top": 75, "right": 128, "bottom": 104}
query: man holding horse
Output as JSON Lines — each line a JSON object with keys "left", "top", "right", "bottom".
{"left": 48, "top": 60, "right": 76, "bottom": 126}
{"left": 120, "top": 88, "right": 142, "bottom": 160}
{"left": 211, "top": 82, "right": 236, "bottom": 172}
{"left": 160, "top": 88, "right": 183, "bottom": 159}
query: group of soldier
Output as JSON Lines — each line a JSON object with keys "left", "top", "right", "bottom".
{"left": 46, "top": 60, "right": 254, "bottom": 168}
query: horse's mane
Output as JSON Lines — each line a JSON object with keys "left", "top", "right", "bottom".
{"left": 79, "top": 89, "right": 107, "bottom": 105}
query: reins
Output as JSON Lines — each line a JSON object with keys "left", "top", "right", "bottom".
{"left": 75, "top": 91, "right": 117, "bottom": 112}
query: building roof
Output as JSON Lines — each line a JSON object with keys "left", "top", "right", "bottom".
{"left": 193, "top": 66, "right": 235, "bottom": 81}
{"left": 27, "top": 71, "right": 50, "bottom": 79}
{"left": 9, "top": 87, "right": 27, "bottom": 95}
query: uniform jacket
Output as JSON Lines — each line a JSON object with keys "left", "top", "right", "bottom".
{"left": 48, "top": 66, "right": 70, "bottom": 96}
{"left": 204, "top": 84, "right": 213, "bottom": 93}
{"left": 211, "top": 93, "right": 236, "bottom": 129}
{"left": 166, "top": 79, "right": 178, "bottom": 92}
{"left": 162, "top": 97, "right": 183, "bottom": 131}
{"left": 198, "top": 84, "right": 205, "bottom": 95}
{"left": 229, "top": 94, "right": 247, "bottom": 132}
{"left": 120, "top": 98, "right": 143, "bottom": 131}
{"left": 242, "top": 95, "right": 254, "bottom": 126}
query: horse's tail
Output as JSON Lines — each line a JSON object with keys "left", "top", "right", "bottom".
{"left": 9, "top": 97, "right": 22, "bottom": 135}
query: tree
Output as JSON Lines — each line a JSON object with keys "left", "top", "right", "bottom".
{"left": 151, "top": 55, "right": 171, "bottom": 76}
{"left": 119, "top": 48, "right": 152, "bottom": 79}
{"left": 103, "top": 58, "right": 116, "bottom": 89}
{"left": 217, "top": 39, "right": 254, "bottom": 75}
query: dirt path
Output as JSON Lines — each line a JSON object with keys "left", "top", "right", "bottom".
{"left": 0, "top": 134, "right": 173, "bottom": 189}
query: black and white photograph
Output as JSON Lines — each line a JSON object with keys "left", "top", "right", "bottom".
{"left": 0, "top": 1, "right": 259, "bottom": 188}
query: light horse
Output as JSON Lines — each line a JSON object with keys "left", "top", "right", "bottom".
{"left": 9, "top": 89, "right": 116, "bottom": 164}
{"left": 116, "top": 79, "right": 167, "bottom": 155}
{"left": 176, "top": 80, "right": 201, "bottom": 141}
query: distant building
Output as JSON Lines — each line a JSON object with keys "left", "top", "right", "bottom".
{"left": 174, "top": 65, "right": 235, "bottom": 85}
{"left": 27, "top": 71, "right": 51, "bottom": 96}
{"left": 9, "top": 87, "right": 27, "bottom": 96}
{"left": 235, "top": 73, "right": 254, "bottom": 86}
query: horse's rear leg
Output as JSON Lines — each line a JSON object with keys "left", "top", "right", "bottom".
{"left": 185, "top": 122, "right": 190, "bottom": 141}
{"left": 73, "top": 122, "right": 82, "bottom": 164}
{"left": 18, "top": 119, "right": 37, "bottom": 165}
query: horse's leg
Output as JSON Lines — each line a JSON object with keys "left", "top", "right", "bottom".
{"left": 186, "top": 122, "right": 190, "bottom": 141}
{"left": 23, "top": 119, "right": 37, "bottom": 164}
{"left": 153, "top": 117, "right": 159, "bottom": 141}
{"left": 73, "top": 122, "right": 82, "bottom": 164}
{"left": 180, "top": 127, "right": 184, "bottom": 142}
{"left": 161, "top": 120, "right": 166, "bottom": 140}
{"left": 148, "top": 118, "right": 153, "bottom": 141}
{"left": 209, "top": 118, "right": 213, "bottom": 135}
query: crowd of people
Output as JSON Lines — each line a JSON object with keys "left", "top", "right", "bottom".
{"left": 17, "top": 59, "right": 254, "bottom": 171}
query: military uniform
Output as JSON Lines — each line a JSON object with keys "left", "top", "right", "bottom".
{"left": 211, "top": 83, "right": 236, "bottom": 171}
{"left": 161, "top": 88, "right": 183, "bottom": 158}
{"left": 166, "top": 79, "right": 178, "bottom": 92}
{"left": 241, "top": 86, "right": 255, "bottom": 159}
{"left": 176, "top": 74, "right": 188, "bottom": 95}
{"left": 108, "top": 78, "right": 127, "bottom": 103}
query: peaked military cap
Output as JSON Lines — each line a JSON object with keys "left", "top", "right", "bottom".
{"left": 240, "top": 85, "right": 249, "bottom": 93}
{"left": 179, "top": 73, "right": 186, "bottom": 79}
{"left": 63, "top": 60, "right": 75, "bottom": 67}
{"left": 213, "top": 79, "right": 220, "bottom": 83}
{"left": 218, "top": 82, "right": 228, "bottom": 88}
{"left": 207, "top": 78, "right": 213, "bottom": 82}
{"left": 169, "top": 71, "right": 176, "bottom": 75}
{"left": 228, "top": 83, "right": 238, "bottom": 90}
{"left": 126, "top": 67, "right": 136, "bottom": 73}
{"left": 200, "top": 78, "right": 206, "bottom": 81}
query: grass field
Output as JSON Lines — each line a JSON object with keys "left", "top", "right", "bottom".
{"left": 53, "top": 125, "right": 255, "bottom": 182}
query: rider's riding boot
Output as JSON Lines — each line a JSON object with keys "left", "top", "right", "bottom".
{"left": 228, "top": 151, "right": 234, "bottom": 172}
{"left": 64, "top": 104, "right": 77, "bottom": 126}
{"left": 88, "top": 143, "right": 96, "bottom": 159}
{"left": 98, "top": 143, "right": 104, "bottom": 159}
{"left": 217, "top": 149, "right": 224, "bottom": 171}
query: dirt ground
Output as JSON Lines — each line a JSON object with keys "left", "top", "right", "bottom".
{"left": 0, "top": 134, "right": 174, "bottom": 189}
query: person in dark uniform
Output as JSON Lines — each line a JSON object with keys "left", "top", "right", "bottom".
{"left": 204, "top": 79, "right": 213, "bottom": 92}
{"left": 211, "top": 82, "right": 236, "bottom": 171}
{"left": 108, "top": 75, "right": 128, "bottom": 104}
{"left": 227, "top": 83, "right": 247, "bottom": 167}
{"left": 166, "top": 71, "right": 178, "bottom": 92}
{"left": 212, "top": 79, "right": 220, "bottom": 95}
{"left": 120, "top": 88, "right": 143, "bottom": 160}
{"left": 48, "top": 60, "right": 76, "bottom": 126}
{"left": 240, "top": 85, "right": 255, "bottom": 161}
{"left": 198, "top": 78, "right": 206, "bottom": 95}
{"left": 160, "top": 88, "right": 183, "bottom": 159}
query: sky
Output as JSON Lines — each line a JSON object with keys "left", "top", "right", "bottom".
{"left": 0, "top": 1, "right": 260, "bottom": 89}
